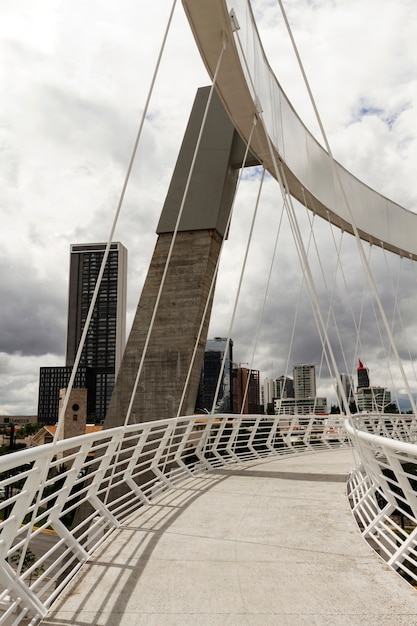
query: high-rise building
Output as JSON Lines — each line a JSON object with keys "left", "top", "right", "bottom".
{"left": 356, "top": 386, "right": 391, "bottom": 412}
{"left": 37, "top": 366, "right": 95, "bottom": 424}
{"left": 293, "top": 364, "right": 316, "bottom": 399}
{"left": 261, "top": 377, "right": 276, "bottom": 412}
{"left": 66, "top": 242, "right": 127, "bottom": 419}
{"left": 262, "top": 376, "right": 294, "bottom": 413}
{"left": 274, "top": 364, "right": 326, "bottom": 415}
{"left": 232, "top": 367, "right": 261, "bottom": 414}
{"left": 337, "top": 373, "right": 354, "bottom": 411}
{"left": 38, "top": 242, "right": 127, "bottom": 424}
{"left": 357, "top": 359, "right": 370, "bottom": 390}
{"left": 196, "top": 337, "right": 233, "bottom": 413}
{"left": 276, "top": 376, "right": 294, "bottom": 400}
{"left": 274, "top": 396, "right": 327, "bottom": 415}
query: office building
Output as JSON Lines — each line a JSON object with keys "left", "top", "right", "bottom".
{"left": 66, "top": 242, "right": 127, "bottom": 419}
{"left": 294, "top": 364, "right": 316, "bottom": 399}
{"left": 276, "top": 375, "right": 294, "bottom": 400}
{"left": 38, "top": 366, "right": 95, "bottom": 424}
{"left": 262, "top": 376, "right": 294, "bottom": 413}
{"left": 38, "top": 242, "right": 127, "bottom": 424}
{"left": 196, "top": 337, "right": 233, "bottom": 413}
{"left": 274, "top": 396, "right": 327, "bottom": 416}
{"left": 261, "top": 377, "right": 276, "bottom": 412}
{"left": 274, "top": 364, "right": 326, "bottom": 415}
{"left": 356, "top": 386, "right": 391, "bottom": 413}
{"left": 357, "top": 359, "right": 370, "bottom": 389}
{"left": 337, "top": 373, "right": 354, "bottom": 412}
{"left": 232, "top": 367, "right": 261, "bottom": 414}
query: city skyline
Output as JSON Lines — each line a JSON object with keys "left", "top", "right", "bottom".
{"left": 0, "top": 1, "right": 416, "bottom": 415}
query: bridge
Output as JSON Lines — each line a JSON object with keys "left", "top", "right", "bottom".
{"left": 2, "top": 1, "right": 417, "bottom": 624}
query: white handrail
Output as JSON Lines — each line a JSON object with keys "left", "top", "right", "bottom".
{"left": 0, "top": 413, "right": 347, "bottom": 624}
{"left": 346, "top": 413, "right": 417, "bottom": 585}
{"left": 3, "top": 412, "right": 417, "bottom": 622}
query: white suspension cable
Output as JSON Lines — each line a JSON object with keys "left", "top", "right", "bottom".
{"left": 381, "top": 247, "right": 402, "bottom": 406}
{"left": 385, "top": 254, "right": 417, "bottom": 393}
{"left": 278, "top": 204, "right": 308, "bottom": 414}
{"left": 301, "top": 195, "right": 345, "bottom": 411}
{"left": 124, "top": 36, "right": 228, "bottom": 426}
{"left": 232, "top": 25, "right": 352, "bottom": 416}
{"left": 323, "top": 211, "right": 365, "bottom": 410}
{"left": 275, "top": 0, "right": 417, "bottom": 416}
{"left": 365, "top": 250, "right": 395, "bottom": 409}
{"left": 379, "top": 248, "right": 416, "bottom": 412}
{"left": 352, "top": 245, "right": 373, "bottom": 407}
{"left": 52, "top": 0, "right": 179, "bottom": 441}
{"left": 176, "top": 118, "right": 259, "bottom": 417}
{"left": 270, "top": 143, "right": 351, "bottom": 414}
{"left": 323, "top": 224, "right": 351, "bottom": 412}
{"left": 408, "top": 259, "right": 417, "bottom": 389}
{"left": 238, "top": 168, "right": 267, "bottom": 414}
{"left": 302, "top": 191, "right": 352, "bottom": 412}
{"left": 240, "top": 184, "right": 288, "bottom": 417}
{"left": 210, "top": 118, "right": 259, "bottom": 414}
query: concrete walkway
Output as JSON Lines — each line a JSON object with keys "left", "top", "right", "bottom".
{"left": 42, "top": 449, "right": 417, "bottom": 625}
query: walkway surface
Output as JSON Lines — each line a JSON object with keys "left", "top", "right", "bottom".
{"left": 42, "top": 448, "right": 417, "bottom": 625}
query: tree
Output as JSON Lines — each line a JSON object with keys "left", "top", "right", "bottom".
{"left": 349, "top": 400, "right": 358, "bottom": 414}
{"left": 16, "top": 423, "right": 44, "bottom": 439}
{"left": 384, "top": 402, "right": 399, "bottom": 414}
{"left": 8, "top": 549, "right": 44, "bottom": 584}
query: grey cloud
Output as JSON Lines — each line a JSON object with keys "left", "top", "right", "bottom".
{"left": 0, "top": 256, "right": 66, "bottom": 357}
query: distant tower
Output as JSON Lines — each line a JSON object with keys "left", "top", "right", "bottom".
{"left": 293, "top": 364, "right": 316, "bottom": 399}
{"left": 357, "top": 359, "right": 370, "bottom": 390}
{"left": 196, "top": 338, "right": 234, "bottom": 413}
{"left": 276, "top": 376, "right": 294, "bottom": 399}
{"left": 58, "top": 387, "right": 87, "bottom": 441}
{"left": 233, "top": 367, "right": 260, "bottom": 414}
{"left": 38, "top": 365, "right": 95, "bottom": 425}
{"left": 262, "top": 377, "right": 276, "bottom": 412}
{"left": 275, "top": 365, "right": 325, "bottom": 415}
{"left": 66, "top": 242, "right": 127, "bottom": 420}
{"left": 338, "top": 373, "right": 354, "bottom": 409}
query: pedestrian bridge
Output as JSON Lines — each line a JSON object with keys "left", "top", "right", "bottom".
{"left": 2, "top": 1, "right": 417, "bottom": 623}
{"left": 41, "top": 447, "right": 417, "bottom": 626}
{"left": 2, "top": 414, "right": 417, "bottom": 625}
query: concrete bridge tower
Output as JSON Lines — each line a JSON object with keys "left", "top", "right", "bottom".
{"left": 104, "top": 87, "right": 258, "bottom": 427}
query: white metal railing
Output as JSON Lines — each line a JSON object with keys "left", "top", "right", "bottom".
{"left": 0, "top": 413, "right": 347, "bottom": 625}
{"left": 346, "top": 413, "right": 417, "bottom": 587}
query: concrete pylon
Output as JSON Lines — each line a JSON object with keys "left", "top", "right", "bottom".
{"left": 104, "top": 87, "right": 258, "bottom": 427}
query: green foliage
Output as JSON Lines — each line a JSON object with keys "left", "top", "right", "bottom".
{"left": 16, "top": 423, "right": 45, "bottom": 438}
{"left": 384, "top": 402, "right": 399, "bottom": 414}
{"left": 0, "top": 442, "right": 26, "bottom": 455}
{"left": 8, "top": 548, "right": 44, "bottom": 584}
{"left": 349, "top": 401, "right": 358, "bottom": 413}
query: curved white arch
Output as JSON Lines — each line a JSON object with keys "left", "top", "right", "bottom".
{"left": 182, "top": 0, "right": 417, "bottom": 260}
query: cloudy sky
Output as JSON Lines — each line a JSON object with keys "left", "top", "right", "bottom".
{"left": 0, "top": 0, "right": 416, "bottom": 415}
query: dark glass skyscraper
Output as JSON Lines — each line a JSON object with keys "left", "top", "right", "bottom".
{"left": 37, "top": 366, "right": 96, "bottom": 424}
{"left": 66, "top": 243, "right": 127, "bottom": 420}
{"left": 357, "top": 359, "right": 370, "bottom": 390}
{"left": 196, "top": 337, "right": 234, "bottom": 413}
{"left": 38, "top": 242, "right": 127, "bottom": 424}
